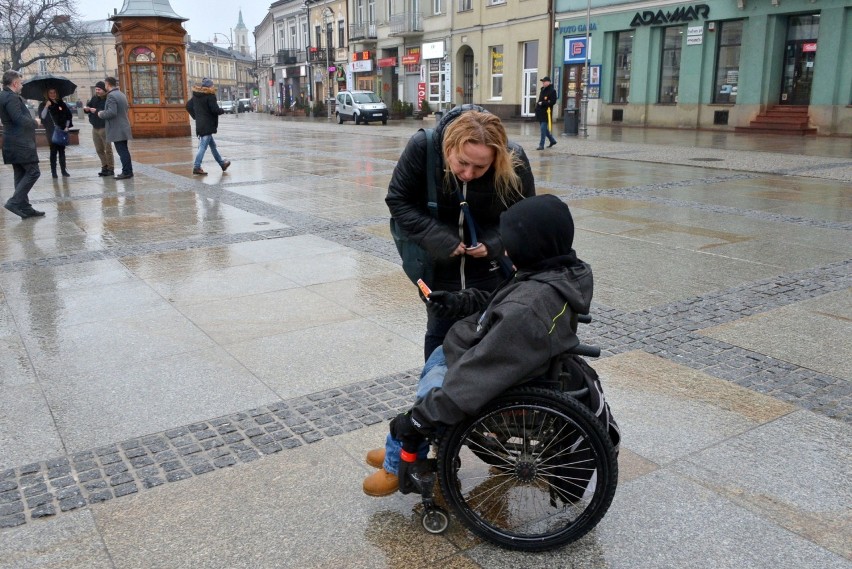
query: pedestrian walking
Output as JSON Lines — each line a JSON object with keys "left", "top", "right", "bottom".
{"left": 535, "top": 76, "right": 558, "bottom": 150}
{"left": 37, "top": 87, "right": 73, "bottom": 177}
{"left": 386, "top": 105, "right": 535, "bottom": 361}
{"left": 185, "top": 77, "right": 231, "bottom": 176}
{"left": 98, "top": 76, "right": 133, "bottom": 180}
{"left": 0, "top": 70, "right": 43, "bottom": 219}
{"left": 83, "top": 81, "right": 115, "bottom": 176}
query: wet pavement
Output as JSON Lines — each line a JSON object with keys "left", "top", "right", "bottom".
{"left": 0, "top": 113, "right": 850, "bottom": 568}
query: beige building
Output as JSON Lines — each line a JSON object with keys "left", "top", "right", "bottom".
{"left": 185, "top": 41, "right": 256, "bottom": 102}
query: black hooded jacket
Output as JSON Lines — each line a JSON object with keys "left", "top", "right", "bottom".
{"left": 411, "top": 195, "right": 593, "bottom": 428}
{"left": 186, "top": 86, "right": 224, "bottom": 137}
{"left": 386, "top": 105, "right": 535, "bottom": 292}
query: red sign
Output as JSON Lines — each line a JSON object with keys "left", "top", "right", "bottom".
{"left": 417, "top": 82, "right": 426, "bottom": 109}
{"left": 402, "top": 54, "right": 420, "bottom": 66}
{"left": 802, "top": 42, "right": 817, "bottom": 52}
{"left": 378, "top": 57, "right": 398, "bottom": 68}
{"left": 351, "top": 51, "right": 371, "bottom": 62}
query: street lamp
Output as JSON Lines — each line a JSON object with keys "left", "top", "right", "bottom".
{"left": 580, "top": 0, "right": 590, "bottom": 138}
{"left": 212, "top": 31, "right": 233, "bottom": 50}
{"left": 322, "top": 7, "right": 333, "bottom": 118}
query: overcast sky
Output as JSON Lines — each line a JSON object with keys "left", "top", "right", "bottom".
{"left": 74, "top": 0, "right": 269, "bottom": 48}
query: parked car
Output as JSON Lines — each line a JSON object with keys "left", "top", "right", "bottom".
{"left": 237, "top": 98, "right": 252, "bottom": 112}
{"left": 335, "top": 90, "right": 388, "bottom": 125}
{"left": 220, "top": 100, "right": 235, "bottom": 113}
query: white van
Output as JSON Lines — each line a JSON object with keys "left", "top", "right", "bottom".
{"left": 335, "top": 90, "right": 388, "bottom": 125}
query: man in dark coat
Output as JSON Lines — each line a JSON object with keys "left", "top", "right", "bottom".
{"left": 185, "top": 77, "right": 231, "bottom": 176}
{"left": 83, "top": 81, "right": 114, "bottom": 176}
{"left": 535, "top": 76, "right": 558, "bottom": 150}
{"left": 0, "top": 70, "right": 43, "bottom": 219}
{"left": 98, "top": 76, "right": 133, "bottom": 180}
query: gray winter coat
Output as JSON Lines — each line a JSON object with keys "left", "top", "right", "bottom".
{"left": 0, "top": 87, "right": 38, "bottom": 165}
{"left": 412, "top": 262, "right": 594, "bottom": 428}
{"left": 101, "top": 88, "right": 132, "bottom": 143}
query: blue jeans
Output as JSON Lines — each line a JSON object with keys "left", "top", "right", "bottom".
{"left": 383, "top": 346, "right": 448, "bottom": 475}
{"left": 539, "top": 120, "right": 556, "bottom": 148}
{"left": 194, "top": 135, "right": 224, "bottom": 169}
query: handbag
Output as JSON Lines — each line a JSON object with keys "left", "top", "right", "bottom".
{"left": 51, "top": 129, "right": 69, "bottom": 147}
{"left": 390, "top": 128, "right": 439, "bottom": 284}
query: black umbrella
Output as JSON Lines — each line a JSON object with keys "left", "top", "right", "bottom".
{"left": 20, "top": 74, "right": 77, "bottom": 101}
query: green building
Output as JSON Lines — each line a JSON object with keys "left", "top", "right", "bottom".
{"left": 554, "top": 0, "right": 852, "bottom": 135}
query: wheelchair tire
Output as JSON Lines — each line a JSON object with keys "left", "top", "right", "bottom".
{"left": 436, "top": 386, "right": 618, "bottom": 551}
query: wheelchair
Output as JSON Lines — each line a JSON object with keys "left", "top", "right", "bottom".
{"left": 399, "top": 315, "right": 619, "bottom": 552}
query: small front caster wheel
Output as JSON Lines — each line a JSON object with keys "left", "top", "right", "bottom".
{"left": 422, "top": 507, "right": 449, "bottom": 534}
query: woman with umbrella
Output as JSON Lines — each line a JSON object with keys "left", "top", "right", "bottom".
{"left": 37, "top": 87, "right": 73, "bottom": 178}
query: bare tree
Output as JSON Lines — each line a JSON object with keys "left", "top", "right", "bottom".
{"left": 0, "top": 0, "right": 93, "bottom": 71}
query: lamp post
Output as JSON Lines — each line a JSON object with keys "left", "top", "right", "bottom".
{"left": 211, "top": 31, "right": 233, "bottom": 50}
{"left": 323, "top": 7, "right": 333, "bottom": 118}
{"left": 580, "top": 0, "right": 591, "bottom": 138}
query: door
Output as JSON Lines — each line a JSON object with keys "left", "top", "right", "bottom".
{"left": 522, "top": 70, "right": 538, "bottom": 116}
{"left": 462, "top": 50, "right": 474, "bottom": 105}
{"left": 779, "top": 14, "right": 819, "bottom": 105}
{"left": 563, "top": 64, "right": 585, "bottom": 111}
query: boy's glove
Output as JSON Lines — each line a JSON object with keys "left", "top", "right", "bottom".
{"left": 426, "top": 289, "right": 491, "bottom": 320}
{"left": 389, "top": 411, "right": 427, "bottom": 452}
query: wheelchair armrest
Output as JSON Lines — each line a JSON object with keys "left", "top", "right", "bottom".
{"left": 567, "top": 343, "right": 600, "bottom": 358}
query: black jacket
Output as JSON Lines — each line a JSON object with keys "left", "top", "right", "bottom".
{"left": 535, "top": 84, "right": 558, "bottom": 123}
{"left": 186, "top": 86, "right": 224, "bottom": 136}
{"left": 386, "top": 106, "right": 535, "bottom": 291}
{"left": 38, "top": 97, "right": 73, "bottom": 140}
{"left": 84, "top": 95, "right": 106, "bottom": 128}
{"left": 0, "top": 87, "right": 38, "bottom": 165}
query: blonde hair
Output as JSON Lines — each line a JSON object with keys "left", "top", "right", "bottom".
{"left": 441, "top": 111, "right": 524, "bottom": 206}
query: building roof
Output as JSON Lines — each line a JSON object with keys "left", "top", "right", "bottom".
{"left": 235, "top": 10, "right": 247, "bottom": 30}
{"left": 186, "top": 40, "right": 255, "bottom": 63}
{"left": 113, "top": 0, "right": 187, "bottom": 21}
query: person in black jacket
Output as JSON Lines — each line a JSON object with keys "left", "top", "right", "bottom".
{"left": 38, "top": 87, "right": 73, "bottom": 178}
{"left": 386, "top": 105, "right": 535, "bottom": 361}
{"left": 83, "top": 81, "right": 114, "bottom": 176}
{"left": 1, "top": 70, "right": 43, "bottom": 218}
{"left": 185, "top": 77, "right": 231, "bottom": 175}
{"left": 535, "top": 76, "right": 558, "bottom": 150}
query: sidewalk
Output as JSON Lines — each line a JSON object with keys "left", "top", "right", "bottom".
{"left": 0, "top": 113, "right": 849, "bottom": 568}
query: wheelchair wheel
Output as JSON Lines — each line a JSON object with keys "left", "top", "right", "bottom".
{"left": 436, "top": 386, "right": 618, "bottom": 551}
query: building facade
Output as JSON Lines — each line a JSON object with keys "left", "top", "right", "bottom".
{"left": 185, "top": 41, "right": 256, "bottom": 102}
{"left": 554, "top": 0, "right": 851, "bottom": 134}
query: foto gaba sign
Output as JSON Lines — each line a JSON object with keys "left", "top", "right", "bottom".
{"left": 630, "top": 4, "right": 710, "bottom": 27}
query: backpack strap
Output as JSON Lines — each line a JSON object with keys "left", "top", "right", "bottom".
{"left": 422, "top": 128, "right": 438, "bottom": 217}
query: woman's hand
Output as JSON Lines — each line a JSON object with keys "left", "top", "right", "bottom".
{"left": 464, "top": 243, "right": 489, "bottom": 258}
{"left": 450, "top": 243, "right": 466, "bottom": 257}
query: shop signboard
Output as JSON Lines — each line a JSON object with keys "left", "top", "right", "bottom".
{"left": 564, "top": 37, "right": 591, "bottom": 64}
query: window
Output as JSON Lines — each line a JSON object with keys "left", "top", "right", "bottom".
{"left": 488, "top": 0, "right": 506, "bottom": 5}
{"left": 490, "top": 45, "right": 503, "bottom": 99}
{"left": 712, "top": 20, "right": 743, "bottom": 104}
{"left": 128, "top": 46, "right": 160, "bottom": 104}
{"left": 404, "top": 47, "right": 420, "bottom": 73}
{"left": 338, "top": 20, "right": 344, "bottom": 47}
{"left": 659, "top": 27, "right": 682, "bottom": 104}
{"left": 612, "top": 31, "right": 633, "bottom": 104}
{"left": 433, "top": 0, "right": 442, "bottom": 14}
{"left": 289, "top": 22, "right": 297, "bottom": 49}
{"left": 458, "top": 0, "right": 471, "bottom": 11}
{"left": 355, "top": 0, "right": 364, "bottom": 23}
{"left": 326, "top": 22, "right": 333, "bottom": 49}
{"left": 301, "top": 21, "right": 308, "bottom": 49}
{"left": 59, "top": 57, "right": 70, "bottom": 72}
{"left": 38, "top": 54, "right": 47, "bottom": 73}
{"left": 162, "top": 48, "right": 184, "bottom": 104}
{"left": 87, "top": 52, "right": 97, "bottom": 71}
{"left": 315, "top": 26, "right": 322, "bottom": 49}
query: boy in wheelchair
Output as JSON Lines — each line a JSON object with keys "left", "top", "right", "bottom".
{"left": 364, "top": 195, "right": 594, "bottom": 496}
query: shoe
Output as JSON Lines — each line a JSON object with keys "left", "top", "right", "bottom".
{"left": 4, "top": 203, "right": 30, "bottom": 219}
{"left": 51, "top": 172, "right": 58, "bottom": 179}
{"left": 362, "top": 468, "right": 399, "bottom": 497}
{"left": 366, "top": 448, "right": 385, "bottom": 469}
{"left": 61, "top": 170, "right": 70, "bottom": 177}
{"left": 192, "top": 167, "right": 207, "bottom": 176}
{"left": 114, "top": 173, "right": 133, "bottom": 180}
{"left": 221, "top": 160, "right": 231, "bottom": 172}
{"left": 97, "top": 170, "right": 108, "bottom": 176}
{"left": 104, "top": 169, "right": 115, "bottom": 176}
{"left": 548, "top": 141, "right": 557, "bottom": 148}
{"left": 535, "top": 147, "right": 544, "bottom": 151}
{"left": 21, "top": 207, "right": 45, "bottom": 217}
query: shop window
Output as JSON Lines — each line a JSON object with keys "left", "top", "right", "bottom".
{"left": 129, "top": 46, "right": 159, "bottom": 105}
{"left": 659, "top": 27, "right": 682, "bottom": 104}
{"left": 713, "top": 20, "right": 743, "bottom": 104}
{"left": 612, "top": 31, "right": 633, "bottom": 104}
{"left": 490, "top": 45, "right": 503, "bottom": 99}
{"left": 163, "top": 48, "right": 184, "bottom": 105}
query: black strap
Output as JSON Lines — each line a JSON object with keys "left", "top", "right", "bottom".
{"left": 423, "top": 128, "right": 438, "bottom": 217}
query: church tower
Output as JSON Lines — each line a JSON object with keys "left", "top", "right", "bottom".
{"left": 234, "top": 10, "right": 249, "bottom": 55}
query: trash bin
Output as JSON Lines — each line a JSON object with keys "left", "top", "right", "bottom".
{"left": 563, "top": 109, "right": 579, "bottom": 136}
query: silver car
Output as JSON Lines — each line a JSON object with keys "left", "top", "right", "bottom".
{"left": 335, "top": 90, "right": 388, "bottom": 125}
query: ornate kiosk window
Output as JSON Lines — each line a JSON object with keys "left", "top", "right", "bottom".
{"left": 129, "top": 46, "right": 160, "bottom": 104}
{"left": 162, "top": 48, "right": 185, "bottom": 104}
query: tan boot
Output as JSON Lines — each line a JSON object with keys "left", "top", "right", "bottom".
{"left": 363, "top": 468, "right": 399, "bottom": 497}
{"left": 365, "top": 448, "right": 385, "bottom": 468}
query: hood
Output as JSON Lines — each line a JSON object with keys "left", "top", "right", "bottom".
{"left": 523, "top": 263, "right": 593, "bottom": 317}
{"left": 192, "top": 86, "right": 217, "bottom": 96}
{"left": 500, "top": 195, "right": 576, "bottom": 270}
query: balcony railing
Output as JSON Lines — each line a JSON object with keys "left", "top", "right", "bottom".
{"left": 349, "top": 21, "right": 377, "bottom": 40}
{"left": 276, "top": 49, "right": 298, "bottom": 65}
{"left": 307, "top": 47, "right": 334, "bottom": 64}
{"left": 389, "top": 12, "right": 423, "bottom": 36}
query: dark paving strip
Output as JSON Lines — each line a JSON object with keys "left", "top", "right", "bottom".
{"left": 777, "top": 161, "right": 852, "bottom": 174}
{"left": 0, "top": 372, "right": 418, "bottom": 528}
